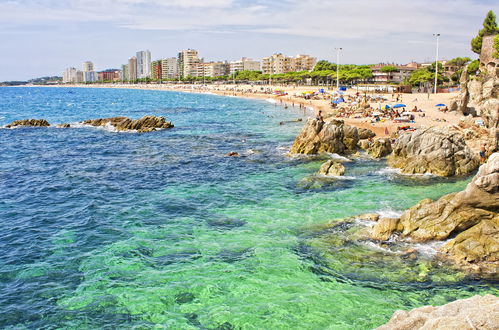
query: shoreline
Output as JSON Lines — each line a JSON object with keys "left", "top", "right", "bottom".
{"left": 22, "top": 83, "right": 471, "bottom": 138}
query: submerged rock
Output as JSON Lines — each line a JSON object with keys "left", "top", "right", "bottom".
{"left": 367, "top": 138, "right": 392, "bottom": 158}
{"left": 290, "top": 119, "right": 359, "bottom": 155}
{"left": 377, "top": 294, "right": 499, "bottom": 330}
{"left": 388, "top": 127, "right": 479, "bottom": 176}
{"left": 6, "top": 119, "right": 50, "bottom": 128}
{"left": 82, "top": 115, "right": 173, "bottom": 132}
{"left": 57, "top": 123, "right": 71, "bottom": 128}
{"left": 371, "top": 153, "right": 499, "bottom": 274}
{"left": 225, "top": 151, "right": 240, "bottom": 157}
{"left": 318, "top": 160, "right": 345, "bottom": 176}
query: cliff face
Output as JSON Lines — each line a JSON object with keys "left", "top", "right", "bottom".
{"left": 452, "top": 34, "right": 499, "bottom": 149}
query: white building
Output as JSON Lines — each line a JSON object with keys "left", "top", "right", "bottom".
{"left": 229, "top": 57, "right": 261, "bottom": 75}
{"left": 161, "top": 57, "right": 178, "bottom": 79}
{"left": 63, "top": 67, "right": 84, "bottom": 83}
{"left": 136, "top": 50, "right": 151, "bottom": 79}
{"left": 178, "top": 49, "right": 201, "bottom": 78}
{"left": 82, "top": 61, "right": 97, "bottom": 82}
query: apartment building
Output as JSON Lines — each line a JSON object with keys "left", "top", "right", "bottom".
{"left": 128, "top": 56, "right": 137, "bottom": 81}
{"left": 370, "top": 63, "right": 417, "bottom": 84}
{"left": 229, "top": 57, "right": 261, "bottom": 75}
{"left": 178, "top": 49, "right": 201, "bottom": 78}
{"left": 136, "top": 50, "right": 151, "bottom": 79}
{"left": 261, "top": 54, "right": 316, "bottom": 74}
{"left": 161, "top": 58, "right": 178, "bottom": 79}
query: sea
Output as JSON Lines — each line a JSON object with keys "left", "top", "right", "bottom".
{"left": 0, "top": 87, "right": 497, "bottom": 329}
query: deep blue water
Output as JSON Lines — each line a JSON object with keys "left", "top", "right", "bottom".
{"left": 0, "top": 87, "right": 496, "bottom": 329}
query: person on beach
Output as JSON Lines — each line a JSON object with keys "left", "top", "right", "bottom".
{"left": 316, "top": 110, "right": 324, "bottom": 122}
{"left": 480, "top": 144, "right": 487, "bottom": 163}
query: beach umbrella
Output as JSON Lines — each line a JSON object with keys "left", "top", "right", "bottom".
{"left": 393, "top": 104, "right": 406, "bottom": 108}
{"left": 435, "top": 103, "right": 446, "bottom": 107}
{"left": 385, "top": 105, "right": 391, "bottom": 109}
{"left": 351, "top": 101, "right": 358, "bottom": 105}
{"left": 372, "top": 112, "right": 382, "bottom": 116}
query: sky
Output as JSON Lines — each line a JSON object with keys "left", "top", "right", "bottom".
{"left": 0, "top": 0, "right": 497, "bottom": 81}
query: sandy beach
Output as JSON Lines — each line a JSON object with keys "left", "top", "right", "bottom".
{"left": 36, "top": 83, "right": 472, "bottom": 138}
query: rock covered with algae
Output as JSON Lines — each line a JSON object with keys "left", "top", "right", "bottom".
{"left": 370, "top": 153, "right": 499, "bottom": 275}
{"left": 377, "top": 294, "right": 499, "bottom": 330}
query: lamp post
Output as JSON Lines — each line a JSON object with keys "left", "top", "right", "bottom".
{"left": 433, "top": 33, "right": 440, "bottom": 94}
{"left": 335, "top": 47, "right": 342, "bottom": 90}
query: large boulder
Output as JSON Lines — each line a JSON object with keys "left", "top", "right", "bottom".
{"left": 371, "top": 153, "right": 499, "bottom": 273}
{"left": 377, "top": 294, "right": 499, "bottom": 330}
{"left": 388, "top": 127, "right": 479, "bottom": 176}
{"left": 6, "top": 119, "right": 50, "bottom": 128}
{"left": 318, "top": 160, "right": 345, "bottom": 176}
{"left": 290, "top": 119, "right": 344, "bottom": 154}
{"left": 358, "top": 127, "right": 376, "bottom": 140}
{"left": 82, "top": 115, "right": 174, "bottom": 132}
{"left": 367, "top": 138, "right": 392, "bottom": 158}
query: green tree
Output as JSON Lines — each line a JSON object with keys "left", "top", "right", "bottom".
{"left": 467, "top": 59, "right": 480, "bottom": 74}
{"left": 471, "top": 10, "right": 499, "bottom": 54}
{"left": 447, "top": 57, "right": 471, "bottom": 67}
{"left": 380, "top": 65, "right": 399, "bottom": 73}
{"left": 494, "top": 34, "right": 499, "bottom": 58}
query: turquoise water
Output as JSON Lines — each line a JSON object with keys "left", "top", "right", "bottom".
{"left": 0, "top": 87, "right": 496, "bottom": 329}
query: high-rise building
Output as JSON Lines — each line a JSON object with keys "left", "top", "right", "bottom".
{"left": 161, "top": 58, "right": 178, "bottom": 79}
{"left": 82, "top": 61, "right": 94, "bottom": 72}
{"left": 178, "top": 49, "right": 201, "bottom": 78}
{"left": 121, "top": 64, "right": 129, "bottom": 81}
{"left": 63, "top": 67, "right": 84, "bottom": 83}
{"left": 136, "top": 50, "right": 151, "bottom": 79}
{"left": 261, "top": 54, "right": 316, "bottom": 74}
{"left": 202, "top": 61, "right": 230, "bottom": 77}
{"left": 229, "top": 58, "right": 261, "bottom": 75}
{"left": 128, "top": 56, "right": 137, "bottom": 81}
{"left": 97, "top": 69, "right": 121, "bottom": 82}
{"left": 82, "top": 61, "right": 97, "bottom": 82}
{"left": 151, "top": 60, "right": 162, "bottom": 80}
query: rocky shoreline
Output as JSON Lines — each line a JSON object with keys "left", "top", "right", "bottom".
{"left": 3, "top": 115, "right": 174, "bottom": 132}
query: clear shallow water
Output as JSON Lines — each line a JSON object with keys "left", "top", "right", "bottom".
{"left": 0, "top": 87, "right": 497, "bottom": 329}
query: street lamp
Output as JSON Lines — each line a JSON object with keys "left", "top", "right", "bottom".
{"left": 433, "top": 33, "right": 440, "bottom": 94}
{"left": 335, "top": 47, "right": 342, "bottom": 90}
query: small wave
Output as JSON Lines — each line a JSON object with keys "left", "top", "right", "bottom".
{"left": 375, "top": 167, "right": 436, "bottom": 178}
{"left": 376, "top": 208, "right": 403, "bottom": 218}
{"left": 266, "top": 98, "right": 277, "bottom": 104}
{"left": 324, "top": 153, "right": 352, "bottom": 162}
{"left": 316, "top": 174, "right": 356, "bottom": 180}
{"left": 411, "top": 240, "right": 446, "bottom": 258}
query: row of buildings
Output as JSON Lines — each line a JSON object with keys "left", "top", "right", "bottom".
{"left": 62, "top": 49, "right": 317, "bottom": 83}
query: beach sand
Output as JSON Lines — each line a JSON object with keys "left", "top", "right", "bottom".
{"left": 37, "top": 83, "right": 470, "bottom": 138}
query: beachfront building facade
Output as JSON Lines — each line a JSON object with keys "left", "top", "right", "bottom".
{"left": 63, "top": 67, "right": 84, "bottom": 83}
{"left": 97, "top": 69, "right": 121, "bottom": 82}
{"left": 136, "top": 50, "right": 151, "bottom": 79}
{"left": 370, "top": 63, "right": 417, "bottom": 84}
{"left": 229, "top": 58, "right": 261, "bottom": 75}
{"left": 261, "top": 54, "right": 316, "bottom": 74}
{"left": 151, "top": 60, "right": 162, "bottom": 80}
{"left": 82, "top": 61, "right": 97, "bottom": 82}
{"left": 121, "top": 64, "right": 129, "bottom": 81}
{"left": 161, "top": 58, "right": 178, "bottom": 79}
{"left": 178, "top": 49, "right": 201, "bottom": 78}
{"left": 128, "top": 56, "right": 137, "bottom": 81}
{"left": 201, "top": 61, "right": 230, "bottom": 77}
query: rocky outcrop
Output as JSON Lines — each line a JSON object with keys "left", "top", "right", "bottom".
{"left": 377, "top": 294, "right": 499, "bottom": 330}
{"left": 6, "top": 119, "right": 50, "bottom": 128}
{"left": 318, "top": 160, "right": 345, "bottom": 176}
{"left": 371, "top": 153, "right": 499, "bottom": 273}
{"left": 82, "top": 115, "right": 173, "bottom": 132}
{"left": 367, "top": 139, "right": 392, "bottom": 158}
{"left": 290, "top": 119, "right": 359, "bottom": 155}
{"left": 388, "top": 127, "right": 479, "bottom": 176}
{"left": 57, "top": 123, "right": 71, "bottom": 128}
{"left": 358, "top": 128, "right": 376, "bottom": 140}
